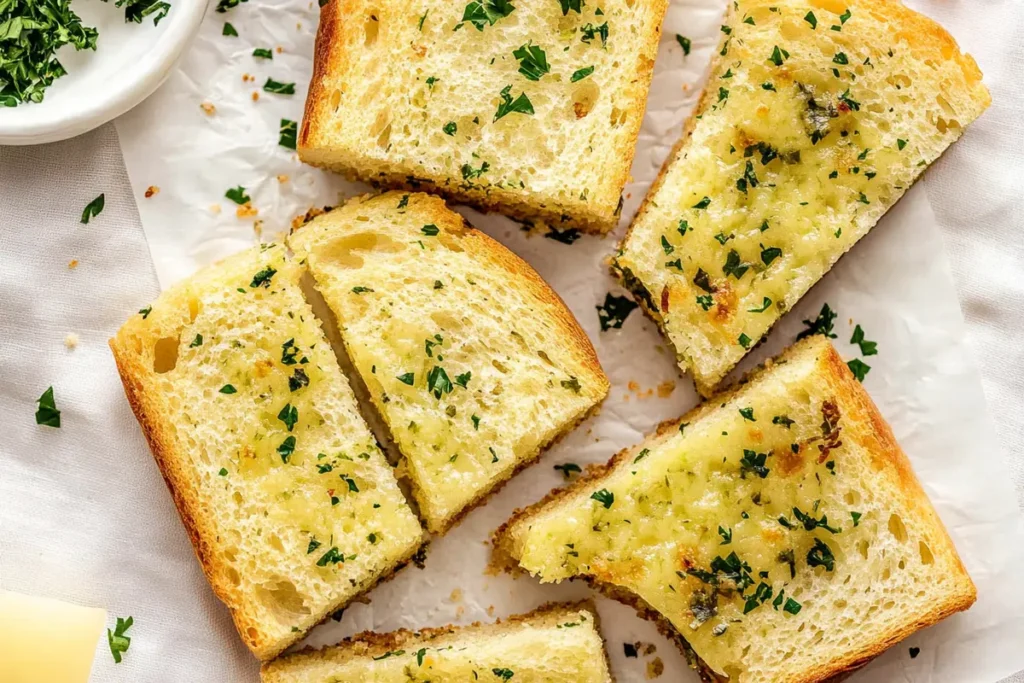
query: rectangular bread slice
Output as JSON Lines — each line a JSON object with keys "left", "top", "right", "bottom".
{"left": 260, "top": 601, "right": 613, "bottom": 682}
{"left": 614, "top": 0, "right": 990, "bottom": 395}
{"left": 494, "top": 335, "right": 975, "bottom": 682}
{"left": 289, "top": 192, "right": 610, "bottom": 533}
{"left": 110, "top": 244, "right": 425, "bottom": 660}
{"left": 299, "top": 0, "right": 667, "bottom": 233}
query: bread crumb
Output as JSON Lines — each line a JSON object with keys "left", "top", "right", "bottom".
{"left": 64, "top": 333, "right": 79, "bottom": 350}
{"left": 242, "top": 73, "right": 253, "bottom": 82}
{"left": 210, "top": 204, "right": 222, "bottom": 215}
{"left": 449, "top": 588, "right": 462, "bottom": 603}
{"left": 200, "top": 102, "right": 216, "bottom": 115}
{"left": 486, "top": 605, "right": 495, "bottom": 616}
{"left": 252, "top": 91, "right": 260, "bottom": 102}
{"left": 646, "top": 657, "right": 664, "bottom": 679}
{"left": 236, "top": 202, "right": 259, "bottom": 218}
{"left": 277, "top": 174, "right": 289, "bottom": 183}
{"left": 641, "top": 643, "right": 656, "bottom": 656}
{"left": 657, "top": 380, "right": 676, "bottom": 398}
{"left": 276, "top": 46, "right": 284, "bottom": 53}
{"left": 68, "top": 259, "right": 79, "bottom": 269}
{"left": 145, "top": 185, "right": 159, "bottom": 198}
{"left": 683, "top": 82, "right": 692, "bottom": 92}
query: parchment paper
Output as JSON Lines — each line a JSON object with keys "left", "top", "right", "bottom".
{"left": 113, "top": 0, "right": 1024, "bottom": 680}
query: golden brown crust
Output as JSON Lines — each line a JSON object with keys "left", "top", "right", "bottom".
{"left": 494, "top": 336, "right": 976, "bottom": 682}
{"left": 261, "top": 600, "right": 611, "bottom": 678}
{"left": 299, "top": 0, "right": 343, "bottom": 153}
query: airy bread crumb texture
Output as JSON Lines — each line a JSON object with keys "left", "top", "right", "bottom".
{"left": 496, "top": 336, "right": 975, "bottom": 683}
{"left": 109, "top": 245, "right": 424, "bottom": 660}
{"left": 290, "top": 191, "right": 610, "bottom": 533}
{"left": 299, "top": 0, "right": 667, "bottom": 233}
{"left": 260, "top": 601, "right": 613, "bottom": 682}
{"left": 614, "top": 0, "right": 990, "bottom": 395}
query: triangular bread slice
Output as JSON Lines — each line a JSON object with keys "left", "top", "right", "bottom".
{"left": 260, "top": 601, "right": 613, "bottom": 682}
{"left": 614, "top": 0, "right": 990, "bottom": 395}
{"left": 110, "top": 244, "right": 424, "bottom": 660}
{"left": 289, "top": 191, "right": 610, "bottom": 533}
{"left": 299, "top": 0, "right": 667, "bottom": 233}
{"left": 494, "top": 335, "right": 975, "bottom": 682}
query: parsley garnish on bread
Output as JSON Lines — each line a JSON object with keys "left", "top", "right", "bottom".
{"left": 289, "top": 191, "right": 610, "bottom": 533}
{"left": 297, "top": 0, "right": 668, "bottom": 233}
{"left": 495, "top": 336, "right": 975, "bottom": 682}
{"left": 614, "top": 0, "right": 990, "bottom": 395}
{"left": 110, "top": 245, "right": 424, "bottom": 660}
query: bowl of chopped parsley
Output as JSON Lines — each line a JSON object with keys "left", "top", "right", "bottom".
{"left": 0, "top": 0, "right": 209, "bottom": 145}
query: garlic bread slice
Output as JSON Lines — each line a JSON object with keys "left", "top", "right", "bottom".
{"left": 495, "top": 335, "right": 975, "bottom": 682}
{"left": 261, "top": 601, "right": 612, "bottom": 682}
{"left": 110, "top": 245, "right": 424, "bottom": 660}
{"left": 615, "top": 0, "right": 990, "bottom": 395}
{"left": 289, "top": 192, "right": 609, "bottom": 533}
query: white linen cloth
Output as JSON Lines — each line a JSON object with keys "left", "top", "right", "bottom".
{"left": 2, "top": 0, "right": 1024, "bottom": 681}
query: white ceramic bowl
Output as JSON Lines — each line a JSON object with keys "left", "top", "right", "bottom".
{"left": 0, "top": 0, "right": 209, "bottom": 145}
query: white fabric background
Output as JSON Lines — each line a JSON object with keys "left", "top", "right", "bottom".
{"left": 2, "top": 0, "right": 1023, "bottom": 681}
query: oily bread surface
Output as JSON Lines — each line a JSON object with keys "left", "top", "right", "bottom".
{"left": 110, "top": 245, "right": 424, "bottom": 660}
{"left": 289, "top": 191, "right": 609, "bottom": 533}
{"left": 614, "top": 0, "right": 990, "bottom": 395}
{"left": 495, "top": 336, "right": 975, "bottom": 683}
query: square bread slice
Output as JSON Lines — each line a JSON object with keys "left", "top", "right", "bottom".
{"left": 299, "top": 0, "right": 668, "bottom": 233}
{"left": 494, "top": 335, "right": 976, "bottom": 682}
{"left": 614, "top": 0, "right": 990, "bottom": 395}
{"left": 288, "top": 191, "right": 610, "bottom": 533}
{"left": 110, "top": 244, "right": 424, "bottom": 660}
{"left": 260, "top": 601, "right": 613, "bottom": 682}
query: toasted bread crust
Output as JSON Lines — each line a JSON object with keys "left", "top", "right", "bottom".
{"left": 261, "top": 600, "right": 614, "bottom": 679}
{"left": 299, "top": 0, "right": 668, "bottom": 233}
{"left": 494, "top": 336, "right": 976, "bottom": 683}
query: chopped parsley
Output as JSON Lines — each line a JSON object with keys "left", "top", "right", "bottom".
{"left": 139, "top": 306, "right": 152, "bottom": 319}
{"left": 596, "top": 293, "right": 638, "bottom": 331}
{"left": 253, "top": 47, "right": 273, "bottom": 59}
{"left": 219, "top": 384, "right": 237, "bottom": 394}
{"left": 279, "top": 118, "right": 298, "bottom": 149}
{"left": 222, "top": 22, "right": 237, "bottom": 35}
{"left": 492, "top": 669, "right": 515, "bottom": 681}
{"left": 513, "top": 43, "right": 549, "bottom": 81}
{"left": 557, "top": 0, "right": 581, "bottom": 14}
{"left": 803, "top": 11, "right": 816, "bottom": 28}
{"left": 277, "top": 435, "right": 296, "bottom": 463}
{"left": 81, "top": 194, "right": 105, "bottom": 224}
{"left": 250, "top": 266, "right": 277, "bottom": 288}
{"left": 443, "top": 121, "right": 457, "bottom": 135}
{"left": 718, "top": 526, "right": 732, "bottom": 545}
{"left": 225, "top": 185, "right": 251, "bottom": 205}
{"left": 554, "top": 463, "right": 582, "bottom": 478}
{"left": 792, "top": 506, "right": 841, "bottom": 533}
{"left": 427, "top": 366, "right": 454, "bottom": 398}
{"left": 760, "top": 246, "right": 782, "bottom": 266}
{"left": 493, "top": 85, "right": 534, "bottom": 121}
{"left": 676, "top": 34, "right": 691, "bottom": 56}
{"left": 263, "top": 78, "right": 296, "bottom": 95}
{"left": 277, "top": 403, "right": 298, "bottom": 431}
{"left": 748, "top": 297, "right": 772, "bottom": 313}
{"left": 722, "top": 249, "right": 749, "bottom": 279}
{"left": 739, "top": 407, "right": 755, "bottom": 421}
{"left": 397, "top": 372, "right": 415, "bottom": 385}
{"left": 461, "top": 161, "right": 490, "bottom": 179}
{"left": 316, "top": 546, "right": 345, "bottom": 566}
{"left": 455, "top": 371, "right": 472, "bottom": 388}
{"left": 807, "top": 538, "right": 836, "bottom": 571}
{"left": 692, "top": 196, "right": 711, "bottom": 210}
{"left": 352, "top": 286, "right": 374, "bottom": 294}
{"left": 850, "top": 324, "right": 877, "bottom": 355}
{"left": 289, "top": 368, "right": 309, "bottom": 392}
{"left": 772, "top": 415, "right": 794, "bottom": 427}
{"left": 590, "top": 488, "right": 614, "bottom": 509}
{"left": 851, "top": 511, "right": 862, "bottom": 527}
{"left": 107, "top": 616, "right": 134, "bottom": 663}
{"left": 847, "top": 358, "right": 871, "bottom": 382}
{"left": 796, "top": 303, "right": 838, "bottom": 340}
{"left": 561, "top": 376, "right": 581, "bottom": 393}
{"left": 768, "top": 45, "right": 789, "bottom": 66}
{"left": 460, "top": 0, "right": 514, "bottom": 31}
{"left": 190, "top": 334, "right": 203, "bottom": 347}
{"left": 421, "top": 224, "right": 440, "bottom": 236}
{"left": 740, "top": 449, "right": 769, "bottom": 478}
{"left": 580, "top": 22, "right": 608, "bottom": 46}
{"left": 35, "top": 386, "right": 61, "bottom": 427}
{"left": 571, "top": 66, "right": 595, "bottom": 82}
{"left": 545, "top": 227, "right": 581, "bottom": 244}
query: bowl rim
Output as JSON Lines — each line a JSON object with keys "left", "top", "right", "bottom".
{"left": 0, "top": 0, "right": 210, "bottom": 146}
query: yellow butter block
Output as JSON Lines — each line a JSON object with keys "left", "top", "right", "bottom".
{"left": 0, "top": 590, "right": 106, "bottom": 683}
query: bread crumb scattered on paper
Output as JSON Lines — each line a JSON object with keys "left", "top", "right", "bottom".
{"left": 486, "top": 605, "right": 495, "bottom": 617}
{"left": 64, "top": 333, "right": 79, "bottom": 350}
{"left": 657, "top": 380, "right": 676, "bottom": 398}
{"left": 252, "top": 91, "right": 260, "bottom": 102}
{"left": 200, "top": 102, "right": 216, "bottom": 115}
{"left": 646, "top": 657, "right": 664, "bottom": 679}
{"left": 276, "top": 46, "right": 284, "bottom": 53}
{"left": 449, "top": 588, "right": 463, "bottom": 603}
{"left": 242, "top": 73, "right": 253, "bottom": 83}
{"left": 210, "top": 204, "right": 222, "bottom": 215}
{"left": 277, "top": 174, "right": 289, "bottom": 183}
{"left": 68, "top": 259, "right": 78, "bottom": 269}
{"left": 145, "top": 185, "right": 159, "bottom": 198}
{"left": 236, "top": 202, "right": 258, "bottom": 218}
